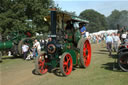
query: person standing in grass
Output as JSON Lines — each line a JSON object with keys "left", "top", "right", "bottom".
{"left": 22, "top": 42, "right": 29, "bottom": 60}
{"left": 113, "top": 33, "right": 120, "bottom": 52}
{"left": 106, "top": 34, "right": 113, "bottom": 56}
{"left": 34, "top": 39, "right": 41, "bottom": 56}
{"left": 32, "top": 41, "right": 36, "bottom": 59}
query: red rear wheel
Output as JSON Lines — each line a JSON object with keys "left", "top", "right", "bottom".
{"left": 80, "top": 39, "right": 91, "bottom": 68}
{"left": 35, "top": 52, "right": 48, "bottom": 75}
{"left": 60, "top": 52, "right": 73, "bottom": 76}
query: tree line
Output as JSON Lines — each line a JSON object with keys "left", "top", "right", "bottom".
{"left": 79, "top": 9, "right": 128, "bottom": 33}
{"left": 0, "top": 0, "right": 128, "bottom": 36}
{"left": 0, "top": 0, "right": 54, "bottom": 36}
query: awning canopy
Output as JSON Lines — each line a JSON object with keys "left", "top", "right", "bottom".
{"left": 44, "top": 11, "right": 89, "bottom": 24}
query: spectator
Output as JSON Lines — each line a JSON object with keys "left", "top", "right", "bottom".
{"left": 32, "top": 41, "right": 36, "bottom": 59}
{"left": 113, "top": 33, "right": 121, "bottom": 52}
{"left": 106, "top": 34, "right": 113, "bottom": 56}
{"left": 22, "top": 42, "right": 29, "bottom": 60}
{"left": 34, "top": 39, "right": 41, "bottom": 56}
{"left": 121, "top": 32, "right": 127, "bottom": 43}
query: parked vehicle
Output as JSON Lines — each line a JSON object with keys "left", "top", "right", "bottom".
{"left": 0, "top": 31, "right": 33, "bottom": 60}
{"left": 35, "top": 9, "right": 91, "bottom": 76}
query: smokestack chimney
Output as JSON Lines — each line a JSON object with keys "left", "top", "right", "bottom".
{"left": 117, "top": 24, "right": 120, "bottom": 30}
{"left": 50, "top": 9, "right": 56, "bottom": 40}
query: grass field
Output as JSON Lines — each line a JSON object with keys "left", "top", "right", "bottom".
{"left": 0, "top": 42, "right": 127, "bottom": 85}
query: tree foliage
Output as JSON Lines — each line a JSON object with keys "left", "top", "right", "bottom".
{"left": 79, "top": 9, "right": 108, "bottom": 33}
{"left": 107, "top": 10, "right": 128, "bottom": 30}
{"left": 0, "top": 0, "right": 54, "bottom": 36}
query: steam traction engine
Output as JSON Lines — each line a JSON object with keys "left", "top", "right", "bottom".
{"left": 0, "top": 31, "right": 33, "bottom": 59}
{"left": 35, "top": 9, "right": 91, "bottom": 76}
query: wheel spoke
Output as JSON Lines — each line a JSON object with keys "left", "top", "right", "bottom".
{"left": 64, "top": 64, "right": 69, "bottom": 72}
{"left": 84, "top": 43, "right": 87, "bottom": 48}
{"left": 63, "top": 66, "right": 67, "bottom": 72}
{"left": 66, "top": 66, "right": 69, "bottom": 72}
{"left": 83, "top": 49, "right": 87, "bottom": 56}
{"left": 83, "top": 48, "right": 86, "bottom": 52}
{"left": 84, "top": 56, "right": 87, "bottom": 61}
{"left": 39, "top": 63, "right": 42, "bottom": 66}
{"left": 63, "top": 62, "right": 68, "bottom": 66}
{"left": 41, "top": 66, "right": 44, "bottom": 70}
{"left": 67, "top": 56, "right": 71, "bottom": 62}
{"left": 66, "top": 56, "right": 69, "bottom": 61}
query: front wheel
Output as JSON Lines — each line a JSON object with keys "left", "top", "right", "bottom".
{"left": 35, "top": 52, "right": 48, "bottom": 75}
{"left": 118, "top": 52, "right": 128, "bottom": 72}
{"left": 60, "top": 52, "right": 73, "bottom": 76}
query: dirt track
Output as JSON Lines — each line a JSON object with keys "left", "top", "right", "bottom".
{"left": 1, "top": 43, "right": 128, "bottom": 85}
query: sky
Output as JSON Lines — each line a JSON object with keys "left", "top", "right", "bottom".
{"left": 54, "top": 0, "right": 128, "bottom": 17}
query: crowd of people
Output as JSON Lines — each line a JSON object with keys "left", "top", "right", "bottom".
{"left": 21, "top": 38, "right": 51, "bottom": 60}
{"left": 105, "top": 33, "right": 120, "bottom": 56}
{"left": 88, "top": 34, "right": 106, "bottom": 44}
{"left": 87, "top": 29, "right": 128, "bottom": 56}
{"left": 22, "top": 39, "right": 42, "bottom": 60}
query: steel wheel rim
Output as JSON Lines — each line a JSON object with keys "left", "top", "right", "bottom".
{"left": 38, "top": 55, "right": 48, "bottom": 74}
{"left": 63, "top": 54, "right": 73, "bottom": 75}
{"left": 83, "top": 40, "right": 91, "bottom": 67}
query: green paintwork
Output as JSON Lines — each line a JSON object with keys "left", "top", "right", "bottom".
{"left": 74, "top": 29, "right": 81, "bottom": 43}
{"left": 65, "top": 49, "right": 77, "bottom": 65}
{"left": 0, "top": 31, "right": 32, "bottom": 52}
{"left": 63, "top": 43, "right": 72, "bottom": 52}
{"left": 51, "top": 55, "right": 59, "bottom": 67}
{"left": 62, "top": 42, "right": 78, "bottom": 65}
{"left": 67, "top": 33, "right": 73, "bottom": 42}
{"left": 45, "top": 55, "right": 59, "bottom": 68}
{"left": 45, "top": 59, "right": 58, "bottom": 68}
{"left": 51, "top": 59, "right": 58, "bottom": 67}
{"left": 65, "top": 30, "right": 73, "bottom": 42}
{"left": 0, "top": 41, "right": 13, "bottom": 50}
{"left": 9, "top": 32, "right": 26, "bottom": 45}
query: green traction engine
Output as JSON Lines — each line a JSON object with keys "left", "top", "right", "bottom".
{"left": 35, "top": 9, "right": 91, "bottom": 76}
{"left": 0, "top": 31, "right": 33, "bottom": 57}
